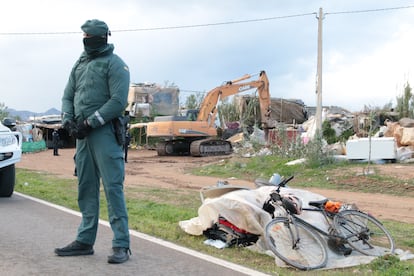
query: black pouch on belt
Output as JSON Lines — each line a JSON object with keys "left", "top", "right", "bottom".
{"left": 112, "top": 116, "right": 126, "bottom": 146}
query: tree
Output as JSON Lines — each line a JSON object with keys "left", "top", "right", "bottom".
{"left": 322, "top": 120, "right": 336, "bottom": 144}
{"left": 396, "top": 82, "right": 413, "bottom": 118}
{"left": 217, "top": 98, "right": 240, "bottom": 127}
{"left": 0, "top": 102, "right": 9, "bottom": 120}
{"left": 185, "top": 93, "right": 204, "bottom": 109}
{"left": 185, "top": 94, "right": 198, "bottom": 109}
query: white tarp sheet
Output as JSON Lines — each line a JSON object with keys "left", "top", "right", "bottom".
{"left": 179, "top": 186, "right": 413, "bottom": 270}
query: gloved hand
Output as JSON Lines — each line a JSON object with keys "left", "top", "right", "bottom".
{"left": 75, "top": 120, "right": 92, "bottom": 139}
{"left": 63, "top": 120, "right": 78, "bottom": 138}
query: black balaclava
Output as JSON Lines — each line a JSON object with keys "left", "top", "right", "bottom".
{"left": 83, "top": 36, "right": 108, "bottom": 56}
{"left": 81, "top": 19, "right": 111, "bottom": 57}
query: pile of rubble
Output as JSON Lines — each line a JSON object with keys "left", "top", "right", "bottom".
{"left": 383, "top": 118, "right": 414, "bottom": 147}
{"left": 380, "top": 118, "right": 414, "bottom": 161}
{"left": 232, "top": 107, "right": 414, "bottom": 162}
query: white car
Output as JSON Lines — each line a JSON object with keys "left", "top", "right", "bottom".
{"left": 0, "top": 121, "right": 22, "bottom": 197}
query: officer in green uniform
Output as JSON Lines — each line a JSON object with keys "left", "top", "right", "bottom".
{"left": 55, "top": 19, "right": 131, "bottom": 264}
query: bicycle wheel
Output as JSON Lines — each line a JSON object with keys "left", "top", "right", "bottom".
{"left": 265, "top": 216, "right": 328, "bottom": 270}
{"left": 333, "top": 210, "right": 395, "bottom": 256}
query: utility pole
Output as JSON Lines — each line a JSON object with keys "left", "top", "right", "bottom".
{"left": 315, "top": 7, "right": 324, "bottom": 134}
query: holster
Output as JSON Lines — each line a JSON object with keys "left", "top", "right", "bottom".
{"left": 112, "top": 116, "right": 126, "bottom": 146}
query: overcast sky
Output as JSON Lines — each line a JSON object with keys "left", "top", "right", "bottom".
{"left": 1, "top": 0, "right": 414, "bottom": 113}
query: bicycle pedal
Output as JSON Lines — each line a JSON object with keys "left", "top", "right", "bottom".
{"left": 328, "top": 239, "right": 352, "bottom": 256}
{"left": 343, "top": 247, "right": 352, "bottom": 256}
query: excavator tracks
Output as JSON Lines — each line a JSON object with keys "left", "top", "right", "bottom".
{"left": 189, "top": 138, "right": 233, "bottom": 157}
{"left": 156, "top": 140, "right": 191, "bottom": 156}
{"left": 156, "top": 139, "right": 233, "bottom": 157}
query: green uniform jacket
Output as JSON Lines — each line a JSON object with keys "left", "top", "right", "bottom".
{"left": 62, "top": 44, "right": 130, "bottom": 128}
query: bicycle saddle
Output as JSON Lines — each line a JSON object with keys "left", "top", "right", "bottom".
{"left": 308, "top": 198, "right": 329, "bottom": 208}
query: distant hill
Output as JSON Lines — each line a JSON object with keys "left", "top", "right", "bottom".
{"left": 6, "top": 108, "right": 61, "bottom": 122}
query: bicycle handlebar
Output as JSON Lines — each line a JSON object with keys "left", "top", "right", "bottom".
{"left": 268, "top": 175, "right": 295, "bottom": 202}
{"left": 279, "top": 175, "right": 294, "bottom": 187}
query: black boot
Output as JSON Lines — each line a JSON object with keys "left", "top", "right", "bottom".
{"left": 108, "top": 247, "right": 131, "bottom": 264}
{"left": 54, "top": 240, "right": 94, "bottom": 256}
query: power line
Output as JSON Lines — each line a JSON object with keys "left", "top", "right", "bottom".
{"left": 0, "top": 5, "right": 413, "bottom": 36}
{"left": 0, "top": 12, "right": 316, "bottom": 36}
{"left": 326, "top": 5, "right": 414, "bottom": 15}
{"left": 0, "top": 31, "right": 80, "bottom": 36}
{"left": 116, "top": 12, "right": 316, "bottom": 33}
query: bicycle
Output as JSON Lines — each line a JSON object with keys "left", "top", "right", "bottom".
{"left": 263, "top": 176, "right": 395, "bottom": 270}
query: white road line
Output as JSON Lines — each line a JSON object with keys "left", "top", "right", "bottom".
{"left": 15, "top": 192, "right": 270, "bottom": 276}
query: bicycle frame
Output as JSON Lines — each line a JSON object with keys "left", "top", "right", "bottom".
{"left": 292, "top": 207, "right": 347, "bottom": 242}
{"left": 266, "top": 176, "right": 360, "bottom": 244}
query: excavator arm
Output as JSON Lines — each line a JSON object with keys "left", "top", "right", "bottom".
{"left": 197, "top": 70, "right": 272, "bottom": 130}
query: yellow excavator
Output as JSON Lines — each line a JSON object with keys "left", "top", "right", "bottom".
{"left": 146, "top": 70, "right": 272, "bottom": 156}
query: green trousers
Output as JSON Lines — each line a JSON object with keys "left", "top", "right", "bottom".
{"left": 75, "top": 123, "right": 130, "bottom": 248}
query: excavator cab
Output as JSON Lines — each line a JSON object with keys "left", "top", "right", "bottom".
{"left": 185, "top": 109, "right": 199, "bottom": 121}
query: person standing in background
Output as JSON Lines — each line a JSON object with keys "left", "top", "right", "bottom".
{"left": 52, "top": 129, "right": 60, "bottom": 156}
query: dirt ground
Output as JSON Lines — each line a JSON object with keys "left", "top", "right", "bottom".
{"left": 16, "top": 148, "right": 414, "bottom": 224}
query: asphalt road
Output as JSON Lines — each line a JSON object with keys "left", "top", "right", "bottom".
{"left": 0, "top": 193, "right": 268, "bottom": 276}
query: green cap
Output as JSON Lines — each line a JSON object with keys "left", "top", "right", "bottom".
{"left": 81, "top": 19, "right": 110, "bottom": 37}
